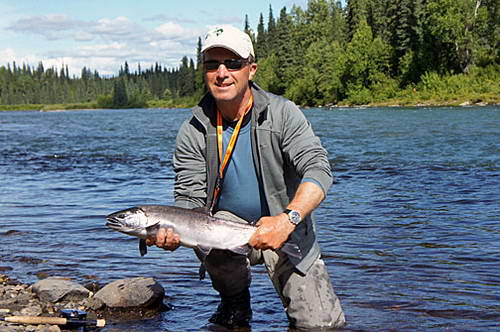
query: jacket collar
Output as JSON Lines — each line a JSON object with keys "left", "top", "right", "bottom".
{"left": 192, "top": 82, "right": 270, "bottom": 128}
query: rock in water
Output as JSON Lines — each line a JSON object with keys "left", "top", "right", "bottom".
{"left": 32, "top": 278, "right": 90, "bottom": 302}
{"left": 92, "top": 277, "right": 164, "bottom": 309}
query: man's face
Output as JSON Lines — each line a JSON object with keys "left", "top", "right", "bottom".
{"left": 203, "top": 48, "right": 257, "bottom": 104}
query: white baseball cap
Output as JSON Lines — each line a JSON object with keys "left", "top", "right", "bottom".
{"left": 202, "top": 25, "right": 255, "bottom": 59}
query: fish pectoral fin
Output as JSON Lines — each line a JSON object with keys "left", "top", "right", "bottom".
{"left": 228, "top": 244, "right": 251, "bottom": 256}
{"left": 139, "top": 239, "right": 148, "bottom": 256}
{"left": 280, "top": 242, "right": 302, "bottom": 259}
{"left": 194, "top": 245, "right": 210, "bottom": 280}
{"left": 196, "top": 245, "right": 212, "bottom": 256}
{"left": 198, "top": 263, "right": 206, "bottom": 280}
{"left": 145, "top": 220, "right": 161, "bottom": 230}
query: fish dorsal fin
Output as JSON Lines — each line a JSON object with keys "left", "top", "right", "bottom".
{"left": 139, "top": 239, "right": 147, "bottom": 256}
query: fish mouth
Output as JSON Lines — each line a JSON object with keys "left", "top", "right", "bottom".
{"left": 105, "top": 216, "right": 123, "bottom": 229}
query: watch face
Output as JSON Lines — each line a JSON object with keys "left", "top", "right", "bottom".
{"left": 289, "top": 211, "right": 301, "bottom": 224}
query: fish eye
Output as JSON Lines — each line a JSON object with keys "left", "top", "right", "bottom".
{"left": 118, "top": 213, "right": 127, "bottom": 219}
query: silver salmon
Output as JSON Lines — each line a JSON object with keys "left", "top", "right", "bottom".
{"left": 106, "top": 205, "right": 257, "bottom": 256}
{"left": 106, "top": 205, "right": 301, "bottom": 259}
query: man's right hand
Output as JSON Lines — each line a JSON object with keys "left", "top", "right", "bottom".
{"left": 145, "top": 227, "right": 181, "bottom": 251}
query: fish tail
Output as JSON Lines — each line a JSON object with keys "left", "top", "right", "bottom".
{"left": 280, "top": 242, "right": 303, "bottom": 259}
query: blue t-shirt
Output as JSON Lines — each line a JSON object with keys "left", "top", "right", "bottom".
{"left": 216, "top": 118, "right": 269, "bottom": 223}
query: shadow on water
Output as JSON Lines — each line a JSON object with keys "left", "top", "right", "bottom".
{"left": 1, "top": 106, "right": 499, "bottom": 331}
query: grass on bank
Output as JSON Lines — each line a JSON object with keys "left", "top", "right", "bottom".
{"left": 0, "top": 102, "right": 97, "bottom": 111}
{"left": 340, "top": 65, "right": 499, "bottom": 107}
{"left": 0, "top": 93, "right": 202, "bottom": 111}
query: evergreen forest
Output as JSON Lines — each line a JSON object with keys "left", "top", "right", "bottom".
{"left": 1, "top": 0, "right": 498, "bottom": 110}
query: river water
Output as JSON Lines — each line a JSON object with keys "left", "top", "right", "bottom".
{"left": 0, "top": 106, "right": 498, "bottom": 331}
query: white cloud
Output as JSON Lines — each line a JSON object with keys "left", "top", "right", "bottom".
{"left": 76, "top": 42, "right": 128, "bottom": 55}
{"left": 73, "top": 31, "right": 94, "bottom": 41}
{"left": 0, "top": 48, "right": 41, "bottom": 67}
{"left": 143, "top": 14, "right": 196, "bottom": 24}
{"left": 155, "top": 22, "right": 186, "bottom": 38}
{"left": 7, "top": 14, "right": 88, "bottom": 40}
{"left": 2, "top": 14, "right": 204, "bottom": 76}
{"left": 153, "top": 21, "right": 205, "bottom": 44}
{"left": 7, "top": 14, "right": 147, "bottom": 42}
{"left": 90, "top": 16, "right": 144, "bottom": 39}
{"left": 0, "top": 48, "right": 16, "bottom": 62}
{"left": 147, "top": 39, "right": 194, "bottom": 59}
{"left": 0, "top": 47, "right": 99, "bottom": 76}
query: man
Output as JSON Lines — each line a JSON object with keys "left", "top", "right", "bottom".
{"left": 148, "top": 25, "right": 346, "bottom": 330}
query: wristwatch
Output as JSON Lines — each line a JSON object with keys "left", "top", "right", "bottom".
{"left": 284, "top": 209, "right": 302, "bottom": 225}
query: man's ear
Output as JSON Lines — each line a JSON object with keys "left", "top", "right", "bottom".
{"left": 248, "top": 63, "right": 258, "bottom": 81}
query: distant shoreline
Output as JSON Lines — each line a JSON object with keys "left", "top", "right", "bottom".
{"left": 1, "top": 99, "right": 499, "bottom": 112}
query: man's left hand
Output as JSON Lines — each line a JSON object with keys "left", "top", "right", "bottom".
{"left": 249, "top": 214, "right": 295, "bottom": 250}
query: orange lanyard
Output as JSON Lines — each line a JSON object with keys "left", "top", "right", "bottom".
{"left": 210, "top": 94, "right": 254, "bottom": 212}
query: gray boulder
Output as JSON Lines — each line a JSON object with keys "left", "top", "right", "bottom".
{"left": 32, "top": 278, "right": 90, "bottom": 303}
{"left": 92, "top": 277, "right": 164, "bottom": 309}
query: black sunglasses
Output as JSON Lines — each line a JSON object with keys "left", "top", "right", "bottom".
{"left": 203, "top": 59, "right": 248, "bottom": 71}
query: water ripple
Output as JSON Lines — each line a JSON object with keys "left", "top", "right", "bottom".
{"left": 1, "top": 106, "right": 499, "bottom": 331}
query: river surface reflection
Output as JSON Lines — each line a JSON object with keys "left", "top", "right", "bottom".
{"left": 1, "top": 106, "right": 498, "bottom": 331}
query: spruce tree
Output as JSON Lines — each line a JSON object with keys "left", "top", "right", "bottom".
{"left": 387, "top": 0, "right": 418, "bottom": 75}
{"left": 112, "top": 79, "right": 128, "bottom": 108}
{"left": 244, "top": 14, "right": 256, "bottom": 46}
{"left": 256, "top": 13, "right": 267, "bottom": 59}
{"left": 267, "top": 5, "right": 277, "bottom": 53}
{"left": 178, "top": 56, "right": 192, "bottom": 97}
{"left": 275, "top": 7, "right": 294, "bottom": 95}
{"left": 195, "top": 37, "right": 205, "bottom": 94}
{"left": 346, "top": 0, "right": 370, "bottom": 40}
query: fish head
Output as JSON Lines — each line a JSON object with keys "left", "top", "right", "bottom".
{"left": 106, "top": 207, "right": 151, "bottom": 239}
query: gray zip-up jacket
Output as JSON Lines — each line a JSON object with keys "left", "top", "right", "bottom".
{"left": 173, "top": 83, "right": 333, "bottom": 274}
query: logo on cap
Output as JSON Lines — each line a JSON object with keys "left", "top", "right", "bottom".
{"left": 202, "top": 25, "right": 255, "bottom": 58}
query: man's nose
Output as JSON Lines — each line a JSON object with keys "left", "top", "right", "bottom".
{"left": 216, "top": 63, "right": 229, "bottom": 77}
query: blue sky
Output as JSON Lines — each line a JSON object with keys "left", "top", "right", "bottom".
{"left": 0, "top": 0, "right": 312, "bottom": 76}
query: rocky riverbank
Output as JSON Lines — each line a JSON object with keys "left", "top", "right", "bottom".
{"left": 0, "top": 274, "right": 168, "bottom": 331}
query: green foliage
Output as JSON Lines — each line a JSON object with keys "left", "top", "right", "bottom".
{"left": 163, "top": 88, "right": 173, "bottom": 100}
{"left": 0, "top": 51, "right": 202, "bottom": 108}
{"left": 96, "top": 95, "right": 114, "bottom": 108}
{"left": 254, "top": 53, "right": 281, "bottom": 94}
{"left": 112, "top": 79, "right": 128, "bottom": 107}
{"left": 343, "top": 19, "right": 391, "bottom": 94}
{"left": 0, "top": 104, "right": 45, "bottom": 111}
{"left": 424, "top": 0, "right": 489, "bottom": 73}
{"left": 347, "top": 0, "right": 370, "bottom": 39}
{"left": 127, "top": 91, "right": 148, "bottom": 108}
{"left": 1, "top": 0, "right": 498, "bottom": 109}
{"left": 256, "top": 13, "right": 267, "bottom": 59}
{"left": 417, "top": 65, "right": 500, "bottom": 97}
{"left": 95, "top": 81, "right": 148, "bottom": 109}
{"left": 177, "top": 56, "right": 196, "bottom": 97}
{"left": 286, "top": 40, "right": 346, "bottom": 106}
{"left": 345, "top": 87, "right": 373, "bottom": 105}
